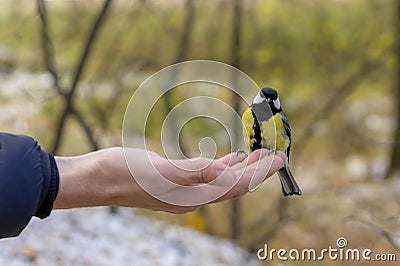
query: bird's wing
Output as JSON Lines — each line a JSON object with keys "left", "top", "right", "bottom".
{"left": 280, "top": 111, "right": 291, "bottom": 139}
{"left": 242, "top": 107, "right": 264, "bottom": 151}
{"left": 242, "top": 107, "right": 256, "bottom": 151}
{"left": 279, "top": 111, "right": 292, "bottom": 159}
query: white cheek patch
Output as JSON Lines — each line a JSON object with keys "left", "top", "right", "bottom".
{"left": 273, "top": 98, "right": 281, "bottom": 110}
{"left": 253, "top": 93, "right": 265, "bottom": 104}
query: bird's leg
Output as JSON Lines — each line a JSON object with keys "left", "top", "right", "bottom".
{"left": 268, "top": 148, "right": 277, "bottom": 156}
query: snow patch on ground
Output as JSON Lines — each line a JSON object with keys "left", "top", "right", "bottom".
{"left": 0, "top": 207, "right": 260, "bottom": 266}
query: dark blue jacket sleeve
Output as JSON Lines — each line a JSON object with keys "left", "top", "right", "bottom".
{"left": 0, "top": 133, "right": 59, "bottom": 238}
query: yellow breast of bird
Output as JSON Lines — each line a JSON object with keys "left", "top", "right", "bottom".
{"left": 242, "top": 107, "right": 290, "bottom": 152}
{"left": 260, "top": 113, "right": 290, "bottom": 152}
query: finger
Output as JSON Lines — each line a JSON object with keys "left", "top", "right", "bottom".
{"left": 192, "top": 162, "right": 220, "bottom": 184}
{"left": 188, "top": 160, "right": 235, "bottom": 185}
{"left": 187, "top": 150, "right": 284, "bottom": 187}
{"left": 188, "top": 151, "right": 249, "bottom": 185}
{"left": 238, "top": 150, "right": 286, "bottom": 191}
{"left": 213, "top": 154, "right": 284, "bottom": 202}
{"left": 229, "top": 148, "right": 269, "bottom": 173}
{"left": 218, "top": 151, "right": 248, "bottom": 166}
{"left": 159, "top": 153, "right": 284, "bottom": 206}
{"left": 189, "top": 149, "right": 269, "bottom": 186}
{"left": 224, "top": 149, "right": 269, "bottom": 188}
{"left": 208, "top": 150, "right": 262, "bottom": 188}
{"left": 274, "top": 150, "right": 287, "bottom": 162}
{"left": 248, "top": 153, "right": 285, "bottom": 190}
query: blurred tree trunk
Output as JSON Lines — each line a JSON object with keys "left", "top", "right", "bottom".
{"left": 230, "top": 0, "right": 243, "bottom": 241}
{"left": 37, "top": 0, "right": 103, "bottom": 153}
{"left": 162, "top": 0, "right": 195, "bottom": 158}
{"left": 386, "top": 1, "right": 400, "bottom": 179}
{"left": 174, "top": 0, "right": 194, "bottom": 64}
{"left": 49, "top": 0, "right": 112, "bottom": 154}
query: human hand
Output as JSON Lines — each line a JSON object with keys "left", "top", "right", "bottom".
{"left": 54, "top": 148, "right": 286, "bottom": 214}
{"left": 142, "top": 148, "right": 287, "bottom": 208}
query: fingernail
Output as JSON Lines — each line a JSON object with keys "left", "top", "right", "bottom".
{"left": 237, "top": 152, "right": 247, "bottom": 159}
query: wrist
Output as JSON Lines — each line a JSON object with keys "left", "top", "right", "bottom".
{"left": 90, "top": 147, "right": 163, "bottom": 208}
{"left": 53, "top": 151, "right": 113, "bottom": 209}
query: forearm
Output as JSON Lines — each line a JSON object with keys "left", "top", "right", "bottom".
{"left": 53, "top": 148, "right": 180, "bottom": 211}
{"left": 54, "top": 148, "right": 134, "bottom": 209}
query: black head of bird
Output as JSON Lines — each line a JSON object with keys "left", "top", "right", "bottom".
{"left": 252, "top": 87, "right": 282, "bottom": 114}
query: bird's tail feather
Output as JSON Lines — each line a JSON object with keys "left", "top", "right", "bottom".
{"left": 277, "top": 162, "right": 302, "bottom": 196}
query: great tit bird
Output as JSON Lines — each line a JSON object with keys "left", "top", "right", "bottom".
{"left": 242, "top": 87, "right": 302, "bottom": 196}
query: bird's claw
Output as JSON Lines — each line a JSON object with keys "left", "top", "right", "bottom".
{"left": 268, "top": 148, "right": 277, "bottom": 156}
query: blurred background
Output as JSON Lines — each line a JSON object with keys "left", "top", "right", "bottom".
{"left": 0, "top": 0, "right": 399, "bottom": 265}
